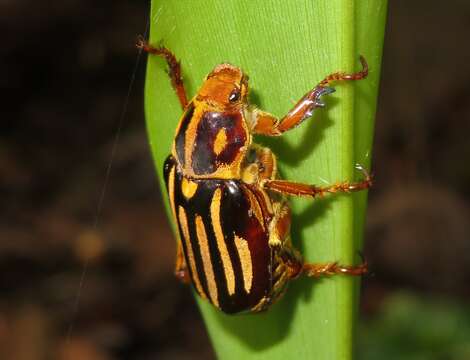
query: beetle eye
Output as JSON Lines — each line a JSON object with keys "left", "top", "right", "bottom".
{"left": 229, "top": 89, "right": 240, "bottom": 103}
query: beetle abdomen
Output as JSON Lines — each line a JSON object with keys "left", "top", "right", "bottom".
{"left": 164, "top": 156, "right": 272, "bottom": 313}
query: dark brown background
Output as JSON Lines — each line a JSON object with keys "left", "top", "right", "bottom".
{"left": 1, "top": 1, "right": 469, "bottom": 359}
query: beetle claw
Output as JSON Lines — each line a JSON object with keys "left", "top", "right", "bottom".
{"left": 354, "top": 163, "right": 370, "bottom": 178}
{"left": 313, "top": 87, "right": 335, "bottom": 107}
{"left": 320, "top": 86, "right": 335, "bottom": 96}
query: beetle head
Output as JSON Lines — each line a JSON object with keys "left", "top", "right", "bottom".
{"left": 197, "top": 64, "right": 248, "bottom": 107}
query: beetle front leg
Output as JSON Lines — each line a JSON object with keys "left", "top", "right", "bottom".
{"left": 250, "top": 56, "right": 368, "bottom": 136}
{"left": 262, "top": 164, "right": 372, "bottom": 198}
{"left": 136, "top": 37, "right": 189, "bottom": 109}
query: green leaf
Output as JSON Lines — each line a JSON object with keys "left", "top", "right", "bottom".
{"left": 145, "top": 1, "right": 387, "bottom": 359}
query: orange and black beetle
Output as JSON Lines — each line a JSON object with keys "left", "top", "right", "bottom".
{"left": 139, "top": 39, "right": 371, "bottom": 314}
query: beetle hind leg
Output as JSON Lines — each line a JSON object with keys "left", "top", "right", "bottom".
{"left": 270, "top": 205, "right": 368, "bottom": 280}
{"left": 280, "top": 252, "right": 368, "bottom": 279}
{"left": 302, "top": 259, "right": 368, "bottom": 278}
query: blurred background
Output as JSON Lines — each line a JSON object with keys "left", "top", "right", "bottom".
{"left": 1, "top": 1, "right": 469, "bottom": 359}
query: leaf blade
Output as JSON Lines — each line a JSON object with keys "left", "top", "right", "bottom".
{"left": 145, "top": 1, "right": 387, "bottom": 359}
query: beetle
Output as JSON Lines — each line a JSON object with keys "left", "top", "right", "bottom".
{"left": 138, "top": 39, "right": 371, "bottom": 314}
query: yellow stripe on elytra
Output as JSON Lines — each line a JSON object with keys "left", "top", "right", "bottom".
{"left": 210, "top": 188, "right": 236, "bottom": 296}
{"left": 184, "top": 107, "right": 202, "bottom": 172}
{"left": 213, "top": 128, "right": 227, "bottom": 155}
{"left": 195, "top": 215, "right": 219, "bottom": 307}
{"left": 181, "top": 177, "right": 198, "bottom": 200}
{"left": 178, "top": 206, "right": 206, "bottom": 299}
{"left": 234, "top": 235, "right": 253, "bottom": 293}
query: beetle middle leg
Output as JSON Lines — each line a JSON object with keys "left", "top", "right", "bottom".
{"left": 262, "top": 164, "right": 372, "bottom": 198}
{"left": 250, "top": 56, "right": 368, "bottom": 136}
{"left": 136, "top": 37, "right": 189, "bottom": 109}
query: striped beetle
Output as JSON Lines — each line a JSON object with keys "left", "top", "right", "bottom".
{"left": 139, "top": 39, "right": 371, "bottom": 314}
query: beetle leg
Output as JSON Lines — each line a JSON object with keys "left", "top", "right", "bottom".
{"left": 268, "top": 201, "right": 291, "bottom": 247}
{"left": 136, "top": 37, "right": 189, "bottom": 109}
{"left": 252, "top": 144, "right": 278, "bottom": 180}
{"left": 302, "top": 259, "right": 368, "bottom": 277}
{"left": 317, "top": 56, "right": 369, "bottom": 87}
{"left": 262, "top": 164, "right": 372, "bottom": 198}
{"left": 250, "top": 56, "right": 368, "bottom": 136}
{"left": 242, "top": 145, "right": 278, "bottom": 184}
{"left": 280, "top": 251, "right": 367, "bottom": 279}
{"left": 175, "top": 240, "right": 190, "bottom": 284}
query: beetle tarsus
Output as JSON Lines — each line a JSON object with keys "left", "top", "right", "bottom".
{"left": 262, "top": 166, "right": 372, "bottom": 198}
{"left": 318, "top": 56, "right": 369, "bottom": 87}
{"left": 302, "top": 260, "right": 368, "bottom": 278}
